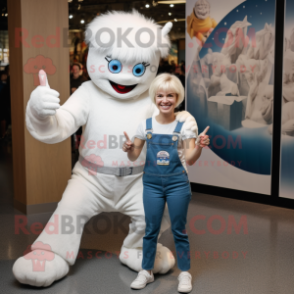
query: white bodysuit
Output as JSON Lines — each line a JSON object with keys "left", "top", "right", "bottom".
{"left": 26, "top": 81, "right": 172, "bottom": 266}
{"left": 12, "top": 11, "right": 199, "bottom": 287}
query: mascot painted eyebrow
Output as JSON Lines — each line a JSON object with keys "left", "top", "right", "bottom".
{"left": 12, "top": 10, "right": 197, "bottom": 287}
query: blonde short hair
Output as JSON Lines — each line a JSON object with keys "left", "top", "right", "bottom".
{"left": 149, "top": 73, "right": 184, "bottom": 107}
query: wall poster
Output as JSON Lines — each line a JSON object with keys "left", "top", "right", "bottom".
{"left": 186, "top": 0, "right": 276, "bottom": 194}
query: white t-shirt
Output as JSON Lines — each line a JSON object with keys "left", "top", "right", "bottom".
{"left": 134, "top": 117, "right": 198, "bottom": 172}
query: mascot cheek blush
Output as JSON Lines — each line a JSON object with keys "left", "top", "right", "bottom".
{"left": 12, "top": 10, "right": 197, "bottom": 287}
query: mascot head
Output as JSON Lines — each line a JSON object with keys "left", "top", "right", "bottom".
{"left": 85, "top": 9, "right": 172, "bottom": 100}
{"left": 194, "top": 0, "right": 210, "bottom": 20}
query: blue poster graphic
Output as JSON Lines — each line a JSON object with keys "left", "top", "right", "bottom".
{"left": 187, "top": 0, "right": 275, "bottom": 175}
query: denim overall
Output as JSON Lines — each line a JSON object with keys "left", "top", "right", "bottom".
{"left": 142, "top": 117, "right": 192, "bottom": 271}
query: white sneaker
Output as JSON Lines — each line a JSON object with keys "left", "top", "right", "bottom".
{"left": 130, "top": 270, "right": 154, "bottom": 289}
{"left": 178, "top": 271, "right": 192, "bottom": 293}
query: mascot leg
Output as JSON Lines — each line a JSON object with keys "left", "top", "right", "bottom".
{"left": 118, "top": 176, "right": 175, "bottom": 274}
{"left": 12, "top": 170, "right": 99, "bottom": 287}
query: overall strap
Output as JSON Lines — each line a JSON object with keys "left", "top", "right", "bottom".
{"left": 146, "top": 117, "right": 153, "bottom": 132}
{"left": 173, "top": 120, "right": 184, "bottom": 134}
{"left": 171, "top": 120, "right": 184, "bottom": 143}
{"left": 146, "top": 117, "right": 153, "bottom": 140}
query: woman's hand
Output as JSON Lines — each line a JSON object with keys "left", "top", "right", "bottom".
{"left": 196, "top": 126, "right": 210, "bottom": 148}
{"left": 122, "top": 132, "right": 134, "bottom": 152}
{"left": 184, "top": 126, "right": 210, "bottom": 165}
{"left": 122, "top": 133, "right": 145, "bottom": 162}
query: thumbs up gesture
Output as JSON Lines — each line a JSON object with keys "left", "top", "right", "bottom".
{"left": 196, "top": 126, "right": 210, "bottom": 148}
{"left": 122, "top": 132, "right": 134, "bottom": 152}
{"left": 28, "top": 69, "right": 60, "bottom": 120}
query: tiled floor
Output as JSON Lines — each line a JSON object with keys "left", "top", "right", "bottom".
{"left": 1, "top": 140, "right": 294, "bottom": 293}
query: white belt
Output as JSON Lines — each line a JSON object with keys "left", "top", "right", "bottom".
{"left": 79, "top": 156, "right": 144, "bottom": 177}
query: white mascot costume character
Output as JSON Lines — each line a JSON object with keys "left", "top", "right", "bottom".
{"left": 12, "top": 10, "right": 197, "bottom": 287}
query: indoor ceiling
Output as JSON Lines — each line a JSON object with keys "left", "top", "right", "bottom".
{"left": 68, "top": 0, "right": 186, "bottom": 40}
{"left": 0, "top": 0, "right": 185, "bottom": 40}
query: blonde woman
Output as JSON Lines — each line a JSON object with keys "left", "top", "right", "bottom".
{"left": 123, "top": 73, "right": 210, "bottom": 293}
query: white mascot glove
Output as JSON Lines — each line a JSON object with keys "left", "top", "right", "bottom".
{"left": 175, "top": 111, "right": 198, "bottom": 132}
{"left": 28, "top": 69, "right": 60, "bottom": 120}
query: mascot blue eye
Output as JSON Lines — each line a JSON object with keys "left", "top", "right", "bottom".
{"left": 108, "top": 59, "right": 122, "bottom": 74}
{"left": 132, "top": 63, "right": 146, "bottom": 77}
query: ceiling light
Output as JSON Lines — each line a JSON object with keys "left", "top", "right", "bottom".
{"left": 157, "top": 18, "right": 185, "bottom": 24}
{"left": 170, "top": 4, "right": 174, "bottom": 7}
{"left": 69, "top": 14, "right": 73, "bottom": 19}
{"left": 158, "top": 1, "right": 185, "bottom": 3}
{"left": 168, "top": 12, "right": 172, "bottom": 15}
{"left": 145, "top": 4, "right": 150, "bottom": 8}
{"left": 81, "top": 19, "right": 85, "bottom": 24}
